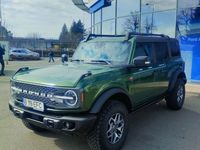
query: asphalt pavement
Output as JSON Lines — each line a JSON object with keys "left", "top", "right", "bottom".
{"left": 0, "top": 59, "right": 200, "bottom": 150}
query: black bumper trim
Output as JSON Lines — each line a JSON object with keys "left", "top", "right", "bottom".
{"left": 9, "top": 103, "right": 96, "bottom": 134}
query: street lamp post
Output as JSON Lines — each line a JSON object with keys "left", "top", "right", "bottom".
{"left": 146, "top": 3, "right": 155, "bottom": 34}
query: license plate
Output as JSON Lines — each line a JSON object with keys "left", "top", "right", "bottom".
{"left": 23, "top": 98, "right": 44, "bottom": 112}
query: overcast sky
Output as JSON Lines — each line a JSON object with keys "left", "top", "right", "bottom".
{"left": 1, "top": 0, "right": 90, "bottom": 39}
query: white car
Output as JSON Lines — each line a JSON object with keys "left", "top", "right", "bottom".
{"left": 10, "top": 48, "right": 40, "bottom": 60}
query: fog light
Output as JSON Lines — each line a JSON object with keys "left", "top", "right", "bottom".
{"left": 64, "top": 121, "right": 75, "bottom": 130}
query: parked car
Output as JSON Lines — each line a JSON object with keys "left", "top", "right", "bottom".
{"left": 9, "top": 48, "right": 40, "bottom": 60}
{"left": 9, "top": 33, "right": 186, "bottom": 150}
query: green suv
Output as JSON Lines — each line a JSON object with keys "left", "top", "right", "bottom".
{"left": 9, "top": 33, "right": 187, "bottom": 150}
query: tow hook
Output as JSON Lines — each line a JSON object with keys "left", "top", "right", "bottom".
{"left": 43, "top": 117, "right": 60, "bottom": 128}
{"left": 13, "top": 108, "right": 24, "bottom": 118}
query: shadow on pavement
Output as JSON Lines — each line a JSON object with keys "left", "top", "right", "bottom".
{"left": 33, "top": 99, "right": 200, "bottom": 150}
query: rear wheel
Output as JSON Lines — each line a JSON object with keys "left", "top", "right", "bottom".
{"left": 87, "top": 101, "right": 128, "bottom": 150}
{"left": 22, "top": 119, "right": 47, "bottom": 132}
{"left": 166, "top": 79, "right": 185, "bottom": 110}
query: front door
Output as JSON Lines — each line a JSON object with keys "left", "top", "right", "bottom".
{"left": 129, "top": 42, "right": 157, "bottom": 107}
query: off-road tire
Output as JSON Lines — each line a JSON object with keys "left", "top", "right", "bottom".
{"left": 166, "top": 79, "right": 185, "bottom": 110}
{"left": 87, "top": 101, "right": 128, "bottom": 150}
{"left": 22, "top": 119, "right": 47, "bottom": 132}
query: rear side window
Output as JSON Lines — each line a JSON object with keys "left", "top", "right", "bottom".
{"left": 134, "top": 42, "right": 154, "bottom": 63}
{"left": 170, "top": 40, "right": 181, "bottom": 57}
{"left": 154, "top": 42, "right": 169, "bottom": 64}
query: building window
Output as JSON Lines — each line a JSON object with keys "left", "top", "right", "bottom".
{"left": 141, "top": 10, "right": 176, "bottom": 37}
{"left": 117, "top": 13, "right": 140, "bottom": 34}
{"left": 94, "top": 23, "right": 101, "bottom": 34}
{"left": 178, "top": 0, "right": 200, "bottom": 9}
{"left": 102, "top": 19, "right": 115, "bottom": 35}
{"left": 94, "top": 10, "right": 101, "bottom": 24}
{"left": 141, "top": 0, "right": 176, "bottom": 13}
{"left": 117, "top": 0, "right": 140, "bottom": 17}
{"left": 102, "top": 0, "right": 116, "bottom": 21}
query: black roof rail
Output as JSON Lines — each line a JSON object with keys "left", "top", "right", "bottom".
{"left": 83, "top": 33, "right": 170, "bottom": 42}
{"left": 84, "top": 34, "right": 125, "bottom": 42}
{"left": 125, "top": 32, "right": 170, "bottom": 40}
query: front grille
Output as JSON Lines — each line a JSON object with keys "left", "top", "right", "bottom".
{"left": 11, "top": 81, "right": 68, "bottom": 109}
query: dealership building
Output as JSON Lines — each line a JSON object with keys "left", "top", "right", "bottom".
{"left": 72, "top": 0, "right": 200, "bottom": 82}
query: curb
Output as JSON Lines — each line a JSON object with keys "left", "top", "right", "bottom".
{"left": 186, "top": 84, "right": 200, "bottom": 93}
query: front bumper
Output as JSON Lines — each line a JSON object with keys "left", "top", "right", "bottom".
{"left": 9, "top": 103, "right": 96, "bottom": 134}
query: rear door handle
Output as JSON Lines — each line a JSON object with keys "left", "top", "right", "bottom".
{"left": 158, "top": 64, "right": 166, "bottom": 67}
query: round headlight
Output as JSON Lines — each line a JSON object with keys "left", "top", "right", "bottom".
{"left": 64, "top": 90, "right": 78, "bottom": 106}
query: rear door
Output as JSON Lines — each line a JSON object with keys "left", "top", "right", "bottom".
{"left": 153, "top": 42, "right": 170, "bottom": 95}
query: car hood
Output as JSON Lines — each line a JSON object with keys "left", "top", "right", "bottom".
{"left": 13, "top": 62, "right": 116, "bottom": 87}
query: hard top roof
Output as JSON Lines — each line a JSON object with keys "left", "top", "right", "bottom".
{"left": 84, "top": 33, "right": 176, "bottom": 42}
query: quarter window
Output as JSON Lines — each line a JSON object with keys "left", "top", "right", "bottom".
{"left": 170, "top": 40, "right": 181, "bottom": 57}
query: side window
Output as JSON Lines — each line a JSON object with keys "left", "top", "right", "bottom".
{"left": 154, "top": 42, "right": 169, "bottom": 64}
{"left": 134, "top": 42, "right": 154, "bottom": 63}
{"left": 170, "top": 40, "right": 181, "bottom": 57}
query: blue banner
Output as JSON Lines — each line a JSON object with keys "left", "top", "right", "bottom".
{"left": 88, "top": 0, "right": 111, "bottom": 13}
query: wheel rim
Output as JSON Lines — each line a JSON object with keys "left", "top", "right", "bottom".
{"left": 177, "top": 85, "right": 184, "bottom": 103}
{"left": 106, "top": 113, "right": 125, "bottom": 144}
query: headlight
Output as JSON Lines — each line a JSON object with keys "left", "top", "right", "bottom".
{"left": 53, "top": 90, "right": 79, "bottom": 108}
{"left": 63, "top": 90, "right": 78, "bottom": 106}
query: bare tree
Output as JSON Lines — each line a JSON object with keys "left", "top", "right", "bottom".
{"left": 177, "top": 8, "right": 194, "bottom": 33}
{"left": 26, "top": 33, "right": 42, "bottom": 50}
{"left": 143, "top": 16, "right": 157, "bottom": 34}
{"left": 124, "top": 11, "right": 140, "bottom": 33}
{"left": 144, "top": 17, "right": 151, "bottom": 34}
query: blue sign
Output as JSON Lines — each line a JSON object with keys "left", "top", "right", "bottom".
{"left": 180, "top": 34, "right": 200, "bottom": 45}
{"left": 179, "top": 33, "right": 200, "bottom": 80}
{"left": 87, "top": 0, "right": 111, "bottom": 13}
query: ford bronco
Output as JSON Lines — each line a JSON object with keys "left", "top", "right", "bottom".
{"left": 9, "top": 33, "right": 187, "bottom": 150}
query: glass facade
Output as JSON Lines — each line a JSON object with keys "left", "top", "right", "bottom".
{"left": 177, "top": 0, "right": 200, "bottom": 81}
{"left": 90, "top": 0, "right": 200, "bottom": 82}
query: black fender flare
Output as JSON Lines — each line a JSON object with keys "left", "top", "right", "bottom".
{"left": 89, "top": 88, "right": 132, "bottom": 114}
{"left": 168, "top": 70, "right": 187, "bottom": 92}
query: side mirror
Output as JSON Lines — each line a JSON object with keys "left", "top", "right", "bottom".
{"left": 133, "top": 56, "right": 151, "bottom": 67}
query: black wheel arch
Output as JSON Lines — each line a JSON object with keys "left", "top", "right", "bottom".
{"left": 168, "top": 69, "right": 187, "bottom": 92}
{"left": 89, "top": 88, "right": 133, "bottom": 114}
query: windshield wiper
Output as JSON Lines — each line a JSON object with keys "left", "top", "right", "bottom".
{"left": 91, "top": 60, "right": 112, "bottom": 65}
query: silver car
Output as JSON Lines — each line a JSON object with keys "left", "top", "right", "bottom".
{"left": 10, "top": 48, "right": 40, "bottom": 60}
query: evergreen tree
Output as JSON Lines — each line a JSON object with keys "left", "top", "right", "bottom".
{"left": 59, "top": 23, "right": 69, "bottom": 43}
{"left": 70, "top": 20, "right": 85, "bottom": 34}
{"left": 69, "top": 20, "right": 85, "bottom": 48}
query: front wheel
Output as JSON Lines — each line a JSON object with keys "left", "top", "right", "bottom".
{"left": 166, "top": 79, "right": 185, "bottom": 110}
{"left": 87, "top": 101, "right": 129, "bottom": 150}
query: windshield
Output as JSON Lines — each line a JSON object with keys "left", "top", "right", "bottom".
{"left": 72, "top": 41, "right": 131, "bottom": 65}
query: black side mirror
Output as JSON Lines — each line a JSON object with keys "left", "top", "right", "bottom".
{"left": 133, "top": 56, "right": 151, "bottom": 67}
